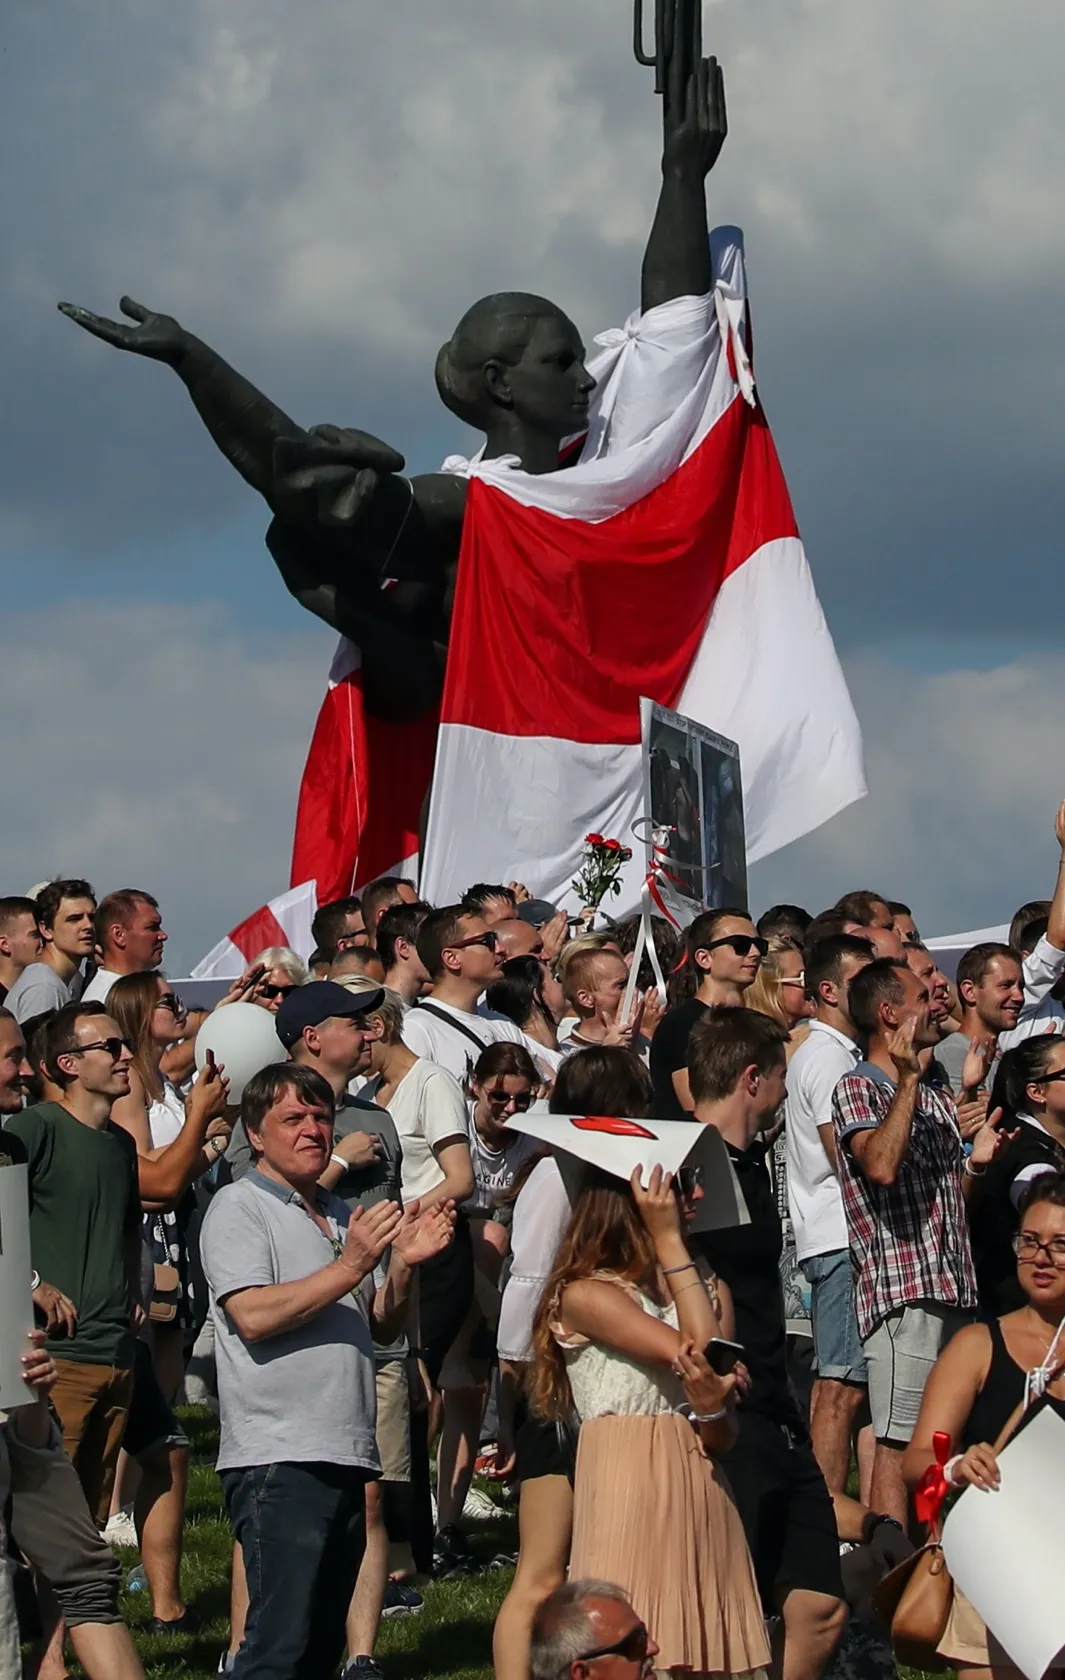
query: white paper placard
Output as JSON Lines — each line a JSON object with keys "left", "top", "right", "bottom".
{"left": 505, "top": 1112, "right": 749, "bottom": 1232}
{"left": 0, "top": 1163, "right": 38, "bottom": 1410}
{"left": 942, "top": 1400, "right": 1065, "bottom": 1680}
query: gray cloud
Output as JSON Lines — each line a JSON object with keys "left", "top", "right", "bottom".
{"left": 3, "top": 0, "right": 1065, "bottom": 647}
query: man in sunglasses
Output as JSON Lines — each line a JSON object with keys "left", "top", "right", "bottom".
{"left": 649, "top": 908, "right": 766, "bottom": 1120}
{"left": 530, "top": 1580, "right": 658, "bottom": 1680}
{"left": 5, "top": 1002, "right": 141, "bottom": 1545}
{"left": 81, "top": 888, "right": 167, "bottom": 1003}
{"left": 402, "top": 906, "right": 529, "bottom": 1083}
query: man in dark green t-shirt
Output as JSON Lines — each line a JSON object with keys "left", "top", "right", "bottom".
{"left": 6, "top": 1000, "right": 141, "bottom": 1526}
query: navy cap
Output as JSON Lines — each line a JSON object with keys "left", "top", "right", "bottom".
{"left": 516, "top": 898, "right": 558, "bottom": 927}
{"left": 275, "top": 979, "right": 384, "bottom": 1049}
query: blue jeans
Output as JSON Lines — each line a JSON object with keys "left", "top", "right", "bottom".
{"left": 221, "top": 1461, "right": 369, "bottom": 1679}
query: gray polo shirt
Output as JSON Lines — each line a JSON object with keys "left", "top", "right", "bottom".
{"left": 200, "top": 1170, "right": 380, "bottom": 1475}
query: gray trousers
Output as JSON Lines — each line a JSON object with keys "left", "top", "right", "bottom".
{"left": 4, "top": 1419, "right": 121, "bottom": 1626}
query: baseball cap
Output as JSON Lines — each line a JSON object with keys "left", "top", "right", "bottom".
{"left": 516, "top": 899, "right": 558, "bottom": 928}
{"left": 275, "top": 980, "right": 384, "bottom": 1049}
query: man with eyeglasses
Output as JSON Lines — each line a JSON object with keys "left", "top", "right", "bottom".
{"left": 4, "top": 1001, "right": 141, "bottom": 1536}
{"left": 402, "top": 906, "right": 528, "bottom": 1083}
{"left": 81, "top": 889, "right": 167, "bottom": 1003}
{"left": 649, "top": 908, "right": 766, "bottom": 1120}
{"left": 529, "top": 1580, "right": 658, "bottom": 1680}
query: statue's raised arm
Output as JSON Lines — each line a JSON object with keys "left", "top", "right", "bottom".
{"left": 639, "top": 0, "right": 727, "bottom": 312}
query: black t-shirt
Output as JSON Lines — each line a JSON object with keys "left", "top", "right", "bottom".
{"left": 692, "top": 1138, "right": 801, "bottom": 1428}
{"left": 649, "top": 998, "right": 707, "bottom": 1120}
{"left": 970, "top": 1121, "right": 1065, "bottom": 1314}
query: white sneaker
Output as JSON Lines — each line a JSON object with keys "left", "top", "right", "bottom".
{"left": 462, "top": 1485, "right": 503, "bottom": 1520}
{"left": 104, "top": 1506, "right": 138, "bottom": 1547}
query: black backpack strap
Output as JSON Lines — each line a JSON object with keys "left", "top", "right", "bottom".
{"left": 414, "top": 1000, "right": 490, "bottom": 1056}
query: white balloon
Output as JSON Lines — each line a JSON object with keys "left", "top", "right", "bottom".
{"left": 194, "top": 1003, "right": 287, "bottom": 1102}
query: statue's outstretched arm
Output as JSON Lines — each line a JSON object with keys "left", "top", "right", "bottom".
{"left": 58, "top": 297, "right": 404, "bottom": 504}
{"left": 640, "top": 0, "right": 727, "bottom": 313}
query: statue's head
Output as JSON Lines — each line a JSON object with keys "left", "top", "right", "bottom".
{"left": 436, "top": 293, "right": 596, "bottom": 456}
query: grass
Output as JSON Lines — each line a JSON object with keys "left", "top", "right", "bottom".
{"left": 107, "top": 1407, "right": 935, "bottom": 1680}
{"left": 111, "top": 1407, "right": 512, "bottom": 1680}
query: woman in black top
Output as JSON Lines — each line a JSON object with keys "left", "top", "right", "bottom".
{"left": 903, "top": 1174, "right": 1065, "bottom": 1674}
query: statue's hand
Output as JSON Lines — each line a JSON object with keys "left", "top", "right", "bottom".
{"left": 58, "top": 296, "right": 189, "bottom": 365}
{"left": 660, "top": 0, "right": 727, "bottom": 180}
{"left": 273, "top": 424, "right": 406, "bottom": 530}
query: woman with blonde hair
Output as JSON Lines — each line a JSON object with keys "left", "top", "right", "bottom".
{"left": 530, "top": 1160, "right": 770, "bottom": 1680}
{"left": 744, "top": 935, "right": 812, "bottom": 1052}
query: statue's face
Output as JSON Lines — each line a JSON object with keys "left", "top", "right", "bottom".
{"left": 499, "top": 312, "right": 596, "bottom": 440}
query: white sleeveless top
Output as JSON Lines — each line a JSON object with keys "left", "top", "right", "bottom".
{"left": 553, "top": 1281, "right": 685, "bottom": 1421}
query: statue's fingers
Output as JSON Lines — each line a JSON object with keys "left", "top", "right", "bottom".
{"left": 696, "top": 57, "right": 710, "bottom": 130}
{"left": 319, "top": 467, "right": 377, "bottom": 528}
{"left": 57, "top": 302, "right": 135, "bottom": 348}
{"left": 711, "top": 58, "right": 727, "bottom": 139}
{"left": 665, "top": 0, "right": 685, "bottom": 125}
{"left": 357, "top": 436, "right": 406, "bottom": 475}
{"left": 119, "top": 296, "right": 152, "bottom": 323}
{"left": 309, "top": 423, "right": 344, "bottom": 443}
{"left": 692, "top": 0, "right": 703, "bottom": 68}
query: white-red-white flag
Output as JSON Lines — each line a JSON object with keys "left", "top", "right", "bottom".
{"left": 191, "top": 880, "right": 318, "bottom": 980}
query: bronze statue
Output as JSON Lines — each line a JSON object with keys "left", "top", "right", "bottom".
{"left": 60, "top": 0, "right": 725, "bottom": 727}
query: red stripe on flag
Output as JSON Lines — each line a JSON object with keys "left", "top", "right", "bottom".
{"left": 441, "top": 396, "right": 797, "bottom": 743}
{"left": 291, "top": 669, "right": 438, "bottom": 904}
{"left": 228, "top": 906, "right": 288, "bottom": 962}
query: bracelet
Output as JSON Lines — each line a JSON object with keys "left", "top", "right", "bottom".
{"left": 664, "top": 1262, "right": 698, "bottom": 1276}
{"left": 672, "top": 1279, "right": 704, "bottom": 1295}
{"left": 963, "top": 1158, "right": 987, "bottom": 1178}
{"left": 692, "top": 1408, "right": 727, "bottom": 1423}
{"left": 942, "top": 1454, "right": 964, "bottom": 1487}
{"left": 330, "top": 1153, "right": 349, "bottom": 1173}
{"left": 862, "top": 1511, "right": 905, "bottom": 1544}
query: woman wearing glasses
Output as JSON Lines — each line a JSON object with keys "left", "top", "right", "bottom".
{"left": 529, "top": 1149, "right": 770, "bottom": 1680}
{"left": 903, "top": 1174, "right": 1065, "bottom": 1675}
{"left": 973, "top": 1037, "right": 1065, "bottom": 1313}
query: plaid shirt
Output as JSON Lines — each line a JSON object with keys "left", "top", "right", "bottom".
{"left": 832, "top": 1061, "right": 978, "bottom": 1339}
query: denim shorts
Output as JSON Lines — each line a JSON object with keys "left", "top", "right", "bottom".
{"left": 802, "top": 1249, "right": 867, "bottom": 1385}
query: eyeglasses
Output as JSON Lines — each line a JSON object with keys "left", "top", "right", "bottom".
{"left": 1013, "top": 1232, "right": 1065, "bottom": 1265}
{"left": 578, "top": 1623, "right": 652, "bottom": 1666}
{"left": 449, "top": 931, "right": 499, "bottom": 953}
{"left": 676, "top": 1165, "right": 704, "bottom": 1198}
{"left": 704, "top": 935, "right": 768, "bottom": 959}
{"left": 68, "top": 1038, "right": 133, "bottom": 1061}
{"left": 779, "top": 973, "right": 807, "bottom": 989}
{"left": 1030, "top": 1069, "right": 1065, "bottom": 1086}
{"left": 484, "top": 1088, "right": 533, "bottom": 1111}
{"left": 260, "top": 982, "right": 296, "bottom": 1001}
{"left": 156, "top": 992, "right": 187, "bottom": 1017}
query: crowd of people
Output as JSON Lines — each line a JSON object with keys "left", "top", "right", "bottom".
{"left": 3, "top": 833, "right": 1065, "bottom": 1680}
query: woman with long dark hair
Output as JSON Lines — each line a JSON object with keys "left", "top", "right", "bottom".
{"left": 486, "top": 956, "right": 566, "bottom": 1068}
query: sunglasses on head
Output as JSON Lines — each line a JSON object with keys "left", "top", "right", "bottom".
{"left": 704, "top": 934, "right": 768, "bottom": 958}
{"left": 578, "top": 1624, "right": 651, "bottom": 1666}
{"left": 260, "top": 982, "right": 296, "bottom": 1001}
{"left": 450, "top": 931, "right": 499, "bottom": 953}
{"left": 68, "top": 1037, "right": 132, "bottom": 1061}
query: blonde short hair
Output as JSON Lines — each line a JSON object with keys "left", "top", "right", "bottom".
{"left": 252, "top": 947, "right": 309, "bottom": 986}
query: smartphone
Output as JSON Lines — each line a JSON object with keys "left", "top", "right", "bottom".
{"left": 705, "top": 1337, "right": 744, "bottom": 1375}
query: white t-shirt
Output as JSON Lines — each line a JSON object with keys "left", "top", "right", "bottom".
{"left": 464, "top": 1114, "right": 543, "bottom": 1216}
{"left": 496, "top": 1155, "right": 572, "bottom": 1364}
{"left": 998, "top": 936, "right": 1065, "bottom": 1052}
{"left": 401, "top": 999, "right": 526, "bottom": 1084}
{"left": 361, "top": 1057, "right": 469, "bottom": 1204}
{"left": 784, "top": 1019, "right": 861, "bottom": 1262}
{"left": 81, "top": 967, "right": 123, "bottom": 1005}
{"left": 148, "top": 1081, "right": 187, "bottom": 1150}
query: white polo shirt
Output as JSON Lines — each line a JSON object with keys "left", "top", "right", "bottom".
{"left": 998, "top": 936, "right": 1065, "bottom": 1052}
{"left": 784, "top": 1019, "right": 861, "bottom": 1262}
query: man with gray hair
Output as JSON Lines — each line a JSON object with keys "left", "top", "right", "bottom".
{"left": 530, "top": 1581, "right": 658, "bottom": 1680}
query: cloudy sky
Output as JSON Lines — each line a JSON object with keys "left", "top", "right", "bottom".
{"left": 3, "top": 0, "right": 1064, "bottom": 968}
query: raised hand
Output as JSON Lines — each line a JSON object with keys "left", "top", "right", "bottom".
{"left": 887, "top": 1016, "right": 921, "bottom": 1081}
{"left": 631, "top": 1162, "right": 684, "bottom": 1247}
{"left": 272, "top": 424, "right": 406, "bottom": 529}
{"left": 661, "top": 0, "right": 727, "bottom": 180}
{"left": 960, "top": 1036, "right": 996, "bottom": 1098}
{"left": 968, "top": 1107, "right": 1019, "bottom": 1169}
{"left": 187, "top": 1051, "right": 231, "bottom": 1127}
{"left": 58, "top": 296, "right": 188, "bottom": 365}
{"left": 393, "top": 1200, "right": 457, "bottom": 1267}
{"left": 340, "top": 1200, "right": 404, "bottom": 1281}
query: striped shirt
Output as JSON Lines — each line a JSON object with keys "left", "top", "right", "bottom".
{"left": 832, "top": 1061, "right": 978, "bottom": 1340}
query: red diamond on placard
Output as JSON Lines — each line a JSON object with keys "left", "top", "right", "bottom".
{"left": 568, "top": 1116, "right": 656, "bottom": 1139}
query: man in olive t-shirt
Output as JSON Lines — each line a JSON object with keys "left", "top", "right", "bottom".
{"left": 6, "top": 1002, "right": 141, "bottom": 1525}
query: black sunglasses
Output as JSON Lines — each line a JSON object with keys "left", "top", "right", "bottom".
{"left": 260, "top": 982, "right": 297, "bottom": 1001}
{"left": 68, "top": 1037, "right": 133, "bottom": 1060}
{"left": 484, "top": 1088, "right": 533, "bottom": 1111}
{"left": 157, "top": 991, "right": 187, "bottom": 1017}
{"left": 578, "top": 1624, "right": 651, "bottom": 1666}
{"left": 450, "top": 931, "right": 499, "bottom": 953}
{"left": 704, "top": 934, "right": 768, "bottom": 958}
{"left": 675, "top": 1165, "right": 704, "bottom": 1198}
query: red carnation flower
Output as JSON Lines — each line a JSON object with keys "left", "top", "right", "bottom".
{"left": 602, "top": 838, "right": 622, "bottom": 852}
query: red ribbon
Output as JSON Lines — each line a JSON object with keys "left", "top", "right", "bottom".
{"left": 645, "top": 835, "right": 686, "bottom": 929}
{"left": 913, "top": 1430, "right": 952, "bottom": 1527}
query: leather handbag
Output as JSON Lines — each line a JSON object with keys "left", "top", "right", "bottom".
{"left": 149, "top": 1262, "right": 180, "bottom": 1325}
